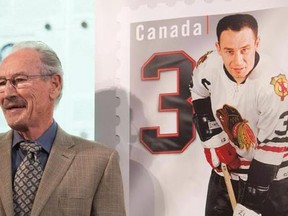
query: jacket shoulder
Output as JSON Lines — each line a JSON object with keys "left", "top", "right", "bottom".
{"left": 55, "top": 126, "right": 116, "bottom": 156}
{"left": 0, "top": 130, "right": 12, "bottom": 140}
{"left": 71, "top": 134, "right": 114, "bottom": 152}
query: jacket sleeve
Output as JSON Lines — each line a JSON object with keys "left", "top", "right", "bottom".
{"left": 92, "top": 150, "right": 126, "bottom": 216}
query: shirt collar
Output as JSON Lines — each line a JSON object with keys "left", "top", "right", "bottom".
{"left": 12, "top": 120, "right": 58, "bottom": 153}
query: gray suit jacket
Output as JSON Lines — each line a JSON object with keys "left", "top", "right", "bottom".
{"left": 0, "top": 127, "right": 126, "bottom": 216}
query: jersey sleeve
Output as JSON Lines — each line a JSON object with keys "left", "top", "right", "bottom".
{"left": 190, "top": 52, "right": 229, "bottom": 156}
{"left": 241, "top": 77, "right": 288, "bottom": 211}
{"left": 248, "top": 70, "right": 288, "bottom": 189}
{"left": 255, "top": 73, "right": 288, "bottom": 166}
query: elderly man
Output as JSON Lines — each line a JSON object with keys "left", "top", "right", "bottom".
{"left": 0, "top": 41, "right": 126, "bottom": 216}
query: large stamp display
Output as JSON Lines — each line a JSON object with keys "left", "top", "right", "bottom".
{"left": 114, "top": 1, "right": 288, "bottom": 215}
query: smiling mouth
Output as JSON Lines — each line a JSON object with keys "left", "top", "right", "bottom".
{"left": 5, "top": 104, "right": 26, "bottom": 110}
{"left": 2, "top": 101, "right": 26, "bottom": 111}
{"left": 3, "top": 98, "right": 26, "bottom": 111}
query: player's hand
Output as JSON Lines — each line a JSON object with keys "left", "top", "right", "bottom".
{"left": 215, "top": 142, "right": 240, "bottom": 169}
{"left": 233, "top": 204, "right": 261, "bottom": 216}
{"left": 202, "top": 131, "right": 240, "bottom": 170}
{"left": 204, "top": 142, "right": 240, "bottom": 170}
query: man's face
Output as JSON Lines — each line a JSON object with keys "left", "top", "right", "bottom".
{"left": 0, "top": 48, "right": 59, "bottom": 133}
{"left": 216, "top": 27, "right": 259, "bottom": 83}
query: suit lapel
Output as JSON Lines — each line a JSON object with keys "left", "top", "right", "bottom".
{"left": 0, "top": 131, "right": 14, "bottom": 216}
{"left": 31, "top": 127, "right": 76, "bottom": 216}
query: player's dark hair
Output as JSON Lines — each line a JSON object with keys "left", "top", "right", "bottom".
{"left": 216, "top": 14, "right": 258, "bottom": 42}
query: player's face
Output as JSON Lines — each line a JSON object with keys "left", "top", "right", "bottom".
{"left": 216, "top": 27, "right": 259, "bottom": 83}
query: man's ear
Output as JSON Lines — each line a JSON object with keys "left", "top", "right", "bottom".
{"left": 215, "top": 41, "right": 221, "bottom": 54}
{"left": 255, "top": 36, "right": 260, "bottom": 49}
{"left": 49, "top": 74, "right": 62, "bottom": 100}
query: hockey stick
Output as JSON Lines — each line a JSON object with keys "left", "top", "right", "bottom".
{"left": 221, "top": 163, "right": 237, "bottom": 210}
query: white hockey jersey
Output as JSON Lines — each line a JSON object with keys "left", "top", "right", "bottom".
{"left": 191, "top": 50, "right": 288, "bottom": 181}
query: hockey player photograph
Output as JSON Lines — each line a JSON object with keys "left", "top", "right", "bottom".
{"left": 190, "top": 13, "right": 288, "bottom": 216}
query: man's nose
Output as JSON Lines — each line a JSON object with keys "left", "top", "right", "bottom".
{"left": 3, "top": 81, "right": 17, "bottom": 97}
{"left": 232, "top": 52, "right": 244, "bottom": 65}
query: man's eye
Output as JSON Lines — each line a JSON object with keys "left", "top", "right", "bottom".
{"left": 241, "top": 49, "right": 247, "bottom": 53}
{"left": 0, "top": 79, "right": 7, "bottom": 86}
{"left": 14, "top": 77, "right": 28, "bottom": 84}
{"left": 225, "top": 50, "right": 233, "bottom": 55}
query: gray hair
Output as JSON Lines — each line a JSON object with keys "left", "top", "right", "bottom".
{"left": 11, "top": 41, "right": 63, "bottom": 104}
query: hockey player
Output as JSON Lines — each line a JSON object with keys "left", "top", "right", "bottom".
{"left": 190, "top": 14, "right": 288, "bottom": 216}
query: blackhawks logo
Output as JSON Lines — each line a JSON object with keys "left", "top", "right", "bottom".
{"left": 270, "top": 74, "right": 288, "bottom": 101}
{"left": 232, "top": 120, "right": 256, "bottom": 150}
{"left": 196, "top": 50, "right": 213, "bottom": 67}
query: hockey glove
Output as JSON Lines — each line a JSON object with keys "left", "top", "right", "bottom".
{"left": 237, "top": 160, "right": 278, "bottom": 213}
{"left": 203, "top": 132, "right": 240, "bottom": 170}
